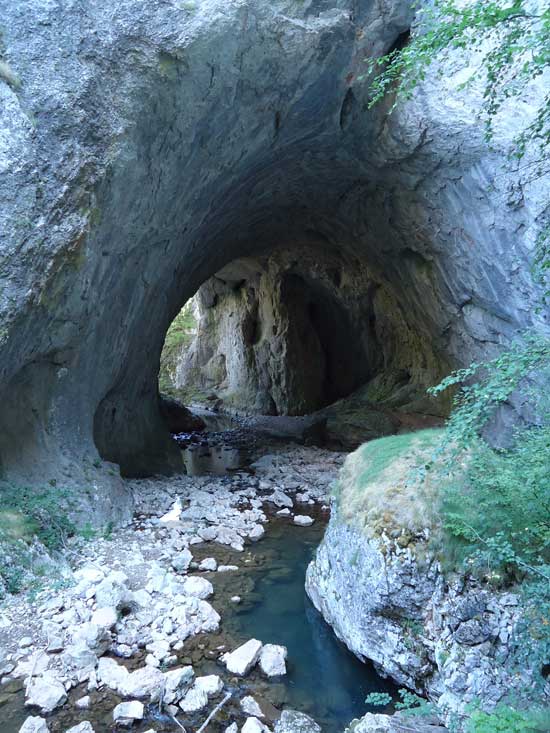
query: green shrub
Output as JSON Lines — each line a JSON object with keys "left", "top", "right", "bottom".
{"left": 159, "top": 300, "right": 197, "bottom": 394}
{"left": 466, "top": 704, "right": 549, "bottom": 733}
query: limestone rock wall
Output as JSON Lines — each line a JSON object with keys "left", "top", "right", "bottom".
{"left": 0, "top": 0, "right": 548, "bottom": 501}
{"left": 306, "top": 511, "right": 525, "bottom": 716}
{"left": 175, "top": 249, "right": 449, "bottom": 417}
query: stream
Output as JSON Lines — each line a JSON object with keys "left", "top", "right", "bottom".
{"left": 0, "top": 425, "right": 397, "bottom": 733}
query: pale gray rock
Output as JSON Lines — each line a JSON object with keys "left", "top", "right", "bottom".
{"left": 25, "top": 674, "right": 67, "bottom": 713}
{"left": 180, "top": 576, "right": 213, "bottom": 599}
{"left": 65, "top": 723, "right": 95, "bottom": 733}
{"left": 274, "top": 710, "right": 321, "bottom": 733}
{"left": 163, "top": 665, "right": 194, "bottom": 705}
{"left": 90, "top": 606, "right": 118, "bottom": 629}
{"left": 248, "top": 524, "right": 265, "bottom": 542}
{"left": 19, "top": 717, "right": 49, "bottom": 733}
{"left": 222, "top": 639, "right": 263, "bottom": 676}
{"left": 259, "top": 644, "right": 287, "bottom": 677}
{"left": 267, "top": 491, "right": 293, "bottom": 509}
{"left": 97, "top": 657, "right": 164, "bottom": 701}
{"left": 172, "top": 548, "right": 193, "bottom": 573}
{"left": 199, "top": 557, "right": 217, "bottom": 572}
{"left": 306, "top": 507, "right": 530, "bottom": 716}
{"left": 113, "top": 700, "right": 144, "bottom": 726}
{"left": 343, "top": 713, "right": 446, "bottom": 732}
{"left": 180, "top": 685, "right": 208, "bottom": 713}
{"left": 0, "top": 0, "right": 547, "bottom": 514}
{"left": 241, "top": 719, "right": 270, "bottom": 733}
{"left": 240, "top": 696, "right": 263, "bottom": 718}
{"left": 293, "top": 515, "right": 314, "bottom": 527}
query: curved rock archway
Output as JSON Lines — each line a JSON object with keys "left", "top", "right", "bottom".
{"left": 0, "top": 0, "right": 546, "bottom": 515}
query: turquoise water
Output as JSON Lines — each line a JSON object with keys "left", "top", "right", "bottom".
{"left": 222, "top": 515, "right": 397, "bottom": 731}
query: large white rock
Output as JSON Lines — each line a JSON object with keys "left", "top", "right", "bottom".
{"left": 240, "top": 696, "right": 263, "bottom": 717}
{"left": 19, "top": 717, "right": 49, "bottom": 733}
{"left": 113, "top": 700, "right": 144, "bottom": 726}
{"left": 241, "top": 718, "right": 270, "bottom": 733}
{"left": 248, "top": 524, "right": 265, "bottom": 542}
{"left": 94, "top": 571, "right": 133, "bottom": 610}
{"left": 199, "top": 557, "right": 217, "bottom": 571}
{"left": 181, "top": 576, "right": 213, "bottom": 599}
{"left": 221, "top": 639, "right": 263, "bottom": 676}
{"left": 25, "top": 674, "right": 67, "bottom": 713}
{"left": 267, "top": 490, "right": 293, "bottom": 508}
{"left": 293, "top": 515, "right": 314, "bottom": 526}
{"left": 172, "top": 548, "right": 193, "bottom": 573}
{"left": 91, "top": 606, "right": 118, "bottom": 629}
{"left": 274, "top": 710, "right": 321, "bottom": 733}
{"left": 180, "top": 674, "right": 223, "bottom": 712}
{"left": 162, "top": 665, "right": 194, "bottom": 704}
{"left": 65, "top": 723, "right": 95, "bottom": 733}
{"left": 179, "top": 685, "right": 208, "bottom": 713}
{"left": 259, "top": 644, "right": 287, "bottom": 677}
{"left": 97, "top": 657, "right": 164, "bottom": 700}
{"left": 195, "top": 674, "right": 223, "bottom": 696}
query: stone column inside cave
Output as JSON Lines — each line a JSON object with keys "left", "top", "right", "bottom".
{"left": 0, "top": 0, "right": 546, "bottom": 517}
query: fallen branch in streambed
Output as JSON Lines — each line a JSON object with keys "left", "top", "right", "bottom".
{"left": 196, "top": 691, "right": 232, "bottom": 733}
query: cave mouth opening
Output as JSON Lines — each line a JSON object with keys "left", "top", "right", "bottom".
{"left": 152, "top": 240, "right": 449, "bottom": 465}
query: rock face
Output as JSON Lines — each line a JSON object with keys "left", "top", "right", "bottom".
{"left": 344, "top": 713, "right": 446, "bottom": 733}
{"left": 175, "top": 250, "right": 449, "bottom": 418}
{"left": 274, "top": 710, "right": 321, "bottom": 733}
{"left": 0, "top": 0, "right": 547, "bottom": 506}
{"left": 306, "top": 437, "right": 533, "bottom": 718}
{"left": 159, "top": 395, "right": 206, "bottom": 434}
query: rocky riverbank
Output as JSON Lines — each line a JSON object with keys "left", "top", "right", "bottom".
{"left": 306, "top": 434, "right": 540, "bottom": 728}
{"left": 0, "top": 445, "right": 342, "bottom": 733}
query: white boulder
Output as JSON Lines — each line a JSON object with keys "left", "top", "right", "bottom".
{"left": 240, "top": 696, "right": 263, "bottom": 717}
{"left": 221, "top": 639, "right": 262, "bottom": 676}
{"left": 241, "top": 718, "right": 270, "bottom": 733}
{"left": 181, "top": 576, "right": 213, "bottom": 599}
{"left": 172, "top": 548, "right": 193, "bottom": 573}
{"left": 293, "top": 515, "right": 314, "bottom": 526}
{"left": 113, "top": 700, "right": 144, "bottom": 726}
{"left": 25, "top": 674, "right": 67, "bottom": 713}
{"left": 259, "top": 644, "right": 287, "bottom": 677}
{"left": 65, "top": 723, "right": 95, "bottom": 733}
{"left": 19, "top": 717, "right": 49, "bottom": 733}
{"left": 199, "top": 557, "right": 217, "bottom": 571}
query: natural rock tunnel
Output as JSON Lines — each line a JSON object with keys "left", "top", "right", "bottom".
{"left": 0, "top": 0, "right": 546, "bottom": 516}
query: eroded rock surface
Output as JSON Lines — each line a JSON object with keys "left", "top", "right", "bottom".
{"left": 1, "top": 0, "right": 547, "bottom": 506}
{"left": 306, "top": 436, "right": 537, "bottom": 720}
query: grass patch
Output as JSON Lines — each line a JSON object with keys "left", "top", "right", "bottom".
{"left": 334, "top": 428, "right": 444, "bottom": 536}
{"left": 0, "top": 484, "right": 78, "bottom": 597}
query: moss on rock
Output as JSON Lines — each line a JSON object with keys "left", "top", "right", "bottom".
{"left": 334, "top": 429, "right": 444, "bottom": 537}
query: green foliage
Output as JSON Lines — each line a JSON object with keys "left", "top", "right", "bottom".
{"left": 428, "top": 333, "right": 550, "bottom": 447}
{"left": 466, "top": 703, "right": 549, "bottom": 733}
{"left": 354, "top": 429, "right": 437, "bottom": 489}
{"left": 364, "top": 692, "right": 393, "bottom": 708}
{"left": 0, "top": 484, "right": 76, "bottom": 551}
{"left": 159, "top": 300, "right": 197, "bottom": 394}
{"left": 427, "top": 334, "right": 550, "bottom": 712}
{"left": 365, "top": 688, "right": 434, "bottom": 715}
{"left": 0, "top": 484, "right": 78, "bottom": 596}
{"left": 365, "top": 0, "right": 550, "bottom": 298}
{"left": 395, "top": 689, "right": 434, "bottom": 716}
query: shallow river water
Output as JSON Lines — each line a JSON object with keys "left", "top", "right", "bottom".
{"left": 217, "top": 515, "right": 396, "bottom": 731}
{"left": 1, "top": 512, "right": 395, "bottom": 733}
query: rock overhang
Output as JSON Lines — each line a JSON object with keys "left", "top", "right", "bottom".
{"left": 0, "top": 0, "right": 546, "bottom": 509}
